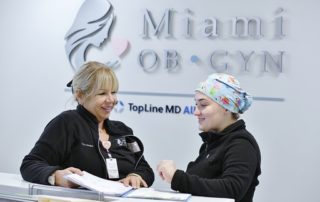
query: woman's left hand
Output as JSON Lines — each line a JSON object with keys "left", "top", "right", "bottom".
{"left": 119, "top": 173, "right": 148, "bottom": 189}
{"left": 157, "top": 160, "right": 177, "bottom": 183}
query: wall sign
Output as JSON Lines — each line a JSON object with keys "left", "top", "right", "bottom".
{"left": 64, "top": 0, "right": 286, "bottom": 102}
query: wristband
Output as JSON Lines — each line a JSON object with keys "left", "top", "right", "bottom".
{"left": 48, "top": 173, "right": 55, "bottom": 185}
{"left": 127, "top": 173, "right": 141, "bottom": 178}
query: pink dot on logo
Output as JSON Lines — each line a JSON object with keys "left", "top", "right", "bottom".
{"left": 111, "top": 38, "right": 129, "bottom": 57}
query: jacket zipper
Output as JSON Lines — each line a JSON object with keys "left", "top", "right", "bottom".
{"left": 96, "top": 129, "right": 108, "bottom": 179}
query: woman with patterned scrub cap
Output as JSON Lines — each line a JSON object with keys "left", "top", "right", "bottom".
{"left": 157, "top": 73, "right": 261, "bottom": 202}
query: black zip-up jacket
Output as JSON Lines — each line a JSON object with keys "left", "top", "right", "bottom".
{"left": 20, "top": 105, "right": 154, "bottom": 186}
{"left": 171, "top": 120, "right": 261, "bottom": 202}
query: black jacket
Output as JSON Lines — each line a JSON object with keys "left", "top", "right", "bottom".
{"left": 171, "top": 120, "right": 261, "bottom": 202}
{"left": 20, "top": 105, "right": 154, "bottom": 186}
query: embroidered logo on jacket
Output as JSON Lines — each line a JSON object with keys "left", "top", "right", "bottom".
{"left": 81, "top": 142, "right": 94, "bottom": 147}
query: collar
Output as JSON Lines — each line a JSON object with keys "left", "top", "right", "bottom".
{"left": 77, "top": 104, "right": 110, "bottom": 130}
{"left": 77, "top": 104, "right": 98, "bottom": 125}
{"left": 199, "top": 119, "right": 246, "bottom": 143}
{"left": 76, "top": 104, "right": 132, "bottom": 137}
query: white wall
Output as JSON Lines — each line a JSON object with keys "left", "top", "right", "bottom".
{"left": 1, "top": 1, "right": 320, "bottom": 202}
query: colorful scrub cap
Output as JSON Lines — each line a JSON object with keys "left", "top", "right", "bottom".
{"left": 195, "top": 73, "right": 252, "bottom": 114}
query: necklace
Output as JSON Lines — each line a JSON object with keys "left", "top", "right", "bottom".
{"left": 101, "top": 140, "right": 111, "bottom": 150}
{"left": 99, "top": 128, "right": 111, "bottom": 150}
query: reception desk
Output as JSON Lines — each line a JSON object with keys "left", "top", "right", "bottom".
{"left": 0, "top": 172, "right": 234, "bottom": 202}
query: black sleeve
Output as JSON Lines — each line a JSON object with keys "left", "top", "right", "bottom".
{"left": 109, "top": 121, "right": 155, "bottom": 187}
{"left": 132, "top": 154, "right": 155, "bottom": 187}
{"left": 126, "top": 135, "right": 155, "bottom": 187}
{"left": 171, "top": 139, "right": 258, "bottom": 200}
{"left": 20, "top": 114, "right": 74, "bottom": 185}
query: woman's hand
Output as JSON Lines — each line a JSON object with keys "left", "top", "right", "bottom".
{"left": 157, "top": 160, "right": 177, "bottom": 183}
{"left": 119, "top": 173, "right": 147, "bottom": 189}
{"left": 54, "top": 167, "right": 83, "bottom": 188}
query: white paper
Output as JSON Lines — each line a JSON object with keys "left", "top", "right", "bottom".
{"left": 125, "top": 188, "right": 191, "bottom": 201}
{"left": 64, "top": 171, "right": 132, "bottom": 196}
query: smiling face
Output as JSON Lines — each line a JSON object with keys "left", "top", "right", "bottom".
{"left": 194, "top": 92, "right": 233, "bottom": 133}
{"left": 72, "top": 62, "right": 119, "bottom": 123}
{"left": 81, "top": 88, "right": 117, "bottom": 122}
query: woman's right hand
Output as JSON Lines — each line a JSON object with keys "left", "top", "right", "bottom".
{"left": 54, "top": 167, "right": 83, "bottom": 188}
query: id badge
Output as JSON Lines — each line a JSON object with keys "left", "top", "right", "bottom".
{"left": 106, "top": 158, "right": 119, "bottom": 179}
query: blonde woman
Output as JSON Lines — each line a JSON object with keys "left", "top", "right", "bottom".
{"left": 21, "top": 61, "right": 154, "bottom": 189}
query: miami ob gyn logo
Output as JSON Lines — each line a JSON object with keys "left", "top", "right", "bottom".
{"left": 65, "top": 0, "right": 129, "bottom": 71}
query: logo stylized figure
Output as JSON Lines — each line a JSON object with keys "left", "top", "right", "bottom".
{"left": 65, "top": 0, "right": 115, "bottom": 71}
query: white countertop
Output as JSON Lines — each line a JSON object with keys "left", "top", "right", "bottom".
{"left": 0, "top": 172, "right": 234, "bottom": 202}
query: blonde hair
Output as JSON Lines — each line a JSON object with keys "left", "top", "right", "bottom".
{"left": 72, "top": 61, "right": 119, "bottom": 102}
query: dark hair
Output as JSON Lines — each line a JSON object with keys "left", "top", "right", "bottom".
{"left": 232, "top": 112, "right": 240, "bottom": 120}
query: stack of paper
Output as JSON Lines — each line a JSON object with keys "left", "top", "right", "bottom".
{"left": 125, "top": 188, "right": 191, "bottom": 201}
{"left": 65, "top": 171, "right": 191, "bottom": 201}
{"left": 64, "top": 171, "right": 132, "bottom": 196}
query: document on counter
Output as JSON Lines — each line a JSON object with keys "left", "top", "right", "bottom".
{"left": 124, "top": 188, "right": 191, "bottom": 201}
{"left": 64, "top": 171, "right": 132, "bottom": 196}
{"left": 65, "top": 171, "right": 190, "bottom": 200}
